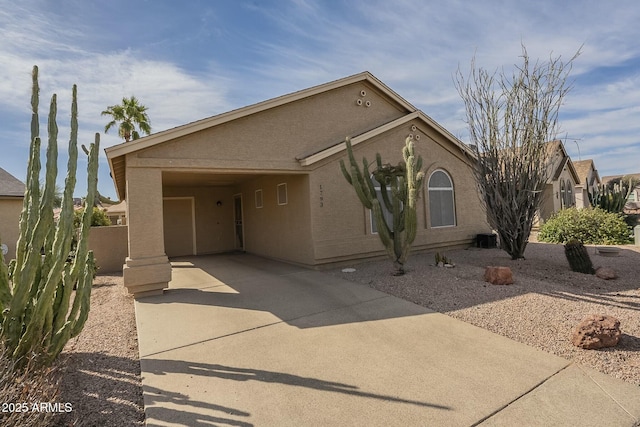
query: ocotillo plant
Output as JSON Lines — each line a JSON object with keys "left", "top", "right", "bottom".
{"left": 340, "top": 137, "right": 425, "bottom": 275}
{"left": 0, "top": 66, "right": 99, "bottom": 366}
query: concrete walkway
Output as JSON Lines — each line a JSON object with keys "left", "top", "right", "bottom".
{"left": 134, "top": 253, "right": 640, "bottom": 427}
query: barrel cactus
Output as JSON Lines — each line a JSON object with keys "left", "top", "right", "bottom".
{"left": 564, "top": 239, "right": 595, "bottom": 274}
{"left": 340, "top": 136, "right": 425, "bottom": 275}
{"left": 0, "top": 66, "right": 99, "bottom": 366}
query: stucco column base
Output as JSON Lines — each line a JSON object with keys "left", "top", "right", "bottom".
{"left": 123, "top": 255, "right": 172, "bottom": 299}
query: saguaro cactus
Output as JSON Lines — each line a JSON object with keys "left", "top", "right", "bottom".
{"left": 340, "top": 136, "right": 425, "bottom": 275}
{"left": 0, "top": 66, "right": 99, "bottom": 366}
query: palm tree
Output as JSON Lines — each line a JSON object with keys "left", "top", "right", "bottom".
{"left": 101, "top": 96, "right": 151, "bottom": 142}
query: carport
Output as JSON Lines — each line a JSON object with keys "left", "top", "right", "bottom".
{"left": 160, "top": 170, "right": 312, "bottom": 260}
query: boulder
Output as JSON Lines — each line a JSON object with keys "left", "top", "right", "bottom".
{"left": 484, "top": 266, "right": 514, "bottom": 285}
{"left": 595, "top": 267, "right": 617, "bottom": 280}
{"left": 571, "top": 314, "right": 621, "bottom": 349}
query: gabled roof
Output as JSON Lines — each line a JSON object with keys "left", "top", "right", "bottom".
{"left": 106, "top": 71, "right": 415, "bottom": 160}
{"left": 0, "top": 167, "right": 26, "bottom": 197}
{"left": 547, "top": 140, "right": 580, "bottom": 184}
{"left": 296, "top": 111, "right": 473, "bottom": 166}
{"left": 105, "top": 71, "right": 417, "bottom": 200}
{"left": 572, "top": 159, "right": 600, "bottom": 187}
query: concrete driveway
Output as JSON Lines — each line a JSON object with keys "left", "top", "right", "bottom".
{"left": 134, "top": 253, "right": 640, "bottom": 426}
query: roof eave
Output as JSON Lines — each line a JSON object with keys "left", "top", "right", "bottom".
{"left": 105, "top": 71, "right": 416, "bottom": 161}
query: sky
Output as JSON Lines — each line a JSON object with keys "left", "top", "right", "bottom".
{"left": 1, "top": 0, "right": 639, "bottom": 200}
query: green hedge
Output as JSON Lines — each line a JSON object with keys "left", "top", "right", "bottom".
{"left": 538, "top": 207, "right": 632, "bottom": 245}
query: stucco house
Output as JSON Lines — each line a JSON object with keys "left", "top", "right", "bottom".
{"left": 106, "top": 72, "right": 491, "bottom": 297}
{"left": 572, "top": 159, "right": 601, "bottom": 209}
{"left": 0, "top": 167, "right": 26, "bottom": 260}
{"left": 103, "top": 200, "right": 127, "bottom": 225}
{"left": 538, "top": 140, "right": 580, "bottom": 222}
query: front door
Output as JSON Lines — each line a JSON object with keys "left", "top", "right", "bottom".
{"left": 163, "top": 197, "right": 195, "bottom": 257}
{"left": 233, "top": 194, "right": 244, "bottom": 250}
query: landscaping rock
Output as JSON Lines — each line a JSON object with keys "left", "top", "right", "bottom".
{"left": 595, "top": 266, "right": 617, "bottom": 280}
{"left": 484, "top": 266, "right": 514, "bottom": 285}
{"left": 571, "top": 314, "right": 621, "bottom": 349}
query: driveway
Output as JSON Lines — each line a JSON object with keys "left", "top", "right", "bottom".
{"left": 134, "top": 253, "right": 640, "bottom": 426}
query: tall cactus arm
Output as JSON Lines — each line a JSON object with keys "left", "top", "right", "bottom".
{"left": 339, "top": 159, "right": 352, "bottom": 185}
{"left": 341, "top": 138, "right": 375, "bottom": 209}
{"left": 371, "top": 199, "right": 394, "bottom": 253}
{"left": 71, "top": 133, "right": 99, "bottom": 282}
{"left": 49, "top": 252, "right": 94, "bottom": 360}
{"left": 16, "top": 66, "right": 42, "bottom": 271}
{"left": 0, "top": 246, "right": 11, "bottom": 312}
{"left": 1, "top": 69, "right": 100, "bottom": 366}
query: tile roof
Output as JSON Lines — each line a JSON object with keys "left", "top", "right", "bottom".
{"left": 0, "top": 167, "right": 26, "bottom": 197}
{"left": 572, "top": 159, "right": 599, "bottom": 186}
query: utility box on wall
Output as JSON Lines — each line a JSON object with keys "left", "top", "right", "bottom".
{"left": 476, "top": 233, "right": 497, "bottom": 249}
{"left": 635, "top": 225, "right": 640, "bottom": 246}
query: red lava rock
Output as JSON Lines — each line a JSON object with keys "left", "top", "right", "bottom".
{"left": 484, "top": 266, "right": 514, "bottom": 285}
{"left": 571, "top": 314, "right": 621, "bottom": 349}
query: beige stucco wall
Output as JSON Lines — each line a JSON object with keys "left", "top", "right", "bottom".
{"left": 163, "top": 185, "right": 236, "bottom": 255}
{"left": 237, "top": 174, "right": 313, "bottom": 265}
{"left": 123, "top": 165, "right": 171, "bottom": 296}
{"left": 134, "top": 82, "right": 407, "bottom": 172}
{"left": 88, "top": 225, "right": 128, "bottom": 274}
{"left": 307, "top": 119, "right": 489, "bottom": 264}
{"left": 0, "top": 197, "right": 23, "bottom": 261}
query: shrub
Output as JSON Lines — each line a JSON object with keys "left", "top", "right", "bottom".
{"left": 0, "top": 344, "right": 60, "bottom": 427}
{"left": 538, "top": 207, "right": 632, "bottom": 245}
{"left": 73, "top": 207, "right": 112, "bottom": 228}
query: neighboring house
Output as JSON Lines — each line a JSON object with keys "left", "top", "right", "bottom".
{"left": 0, "top": 168, "right": 26, "bottom": 260}
{"left": 572, "top": 159, "right": 601, "bottom": 209}
{"left": 106, "top": 71, "right": 491, "bottom": 297}
{"left": 601, "top": 173, "right": 640, "bottom": 212}
{"left": 538, "top": 140, "right": 580, "bottom": 222}
{"left": 103, "top": 200, "right": 127, "bottom": 225}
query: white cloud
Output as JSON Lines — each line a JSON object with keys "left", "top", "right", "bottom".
{"left": 2, "top": 0, "right": 640, "bottom": 199}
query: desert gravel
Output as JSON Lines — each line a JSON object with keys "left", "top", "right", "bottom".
{"left": 331, "top": 240, "right": 640, "bottom": 386}
{"left": 51, "top": 240, "right": 639, "bottom": 426}
{"left": 54, "top": 275, "right": 144, "bottom": 427}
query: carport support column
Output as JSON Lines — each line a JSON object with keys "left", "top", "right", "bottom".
{"left": 123, "top": 167, "right": 171, "bottom": 298}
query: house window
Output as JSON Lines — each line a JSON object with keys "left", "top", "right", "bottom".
{"left": 560, "top": 180, "right": 566, "bottom": 208}
{"left": 566, "top": 179, "right": 574, "bottom": 207}
{"left": 370, "top": 176, "right": 394, "bottom": 234}
{"left": 277, "top": 183, "right": 287, "bottom": 205}
{"left": 428, "top": 170, "right": 456, "bottom": 227}
{"left": 255, "top": 189, "right": 263, "bottom": 208}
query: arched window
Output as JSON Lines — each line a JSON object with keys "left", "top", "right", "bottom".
{"left": 370, "top": 175, "right": 394, "bottom": 234}
{"left": 566, "top": 179, "right": 574, "bottom": 207}
{"left": 560, "top": 180, "right": 566, "bottom": 208}
{"left": 428, "top": 170, "right": 456, "bottom": 227}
